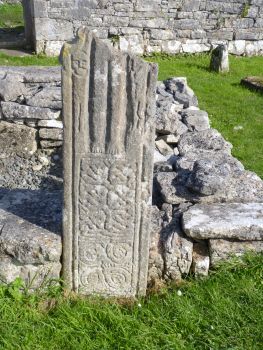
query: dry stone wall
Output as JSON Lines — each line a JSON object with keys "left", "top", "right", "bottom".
{"left": 25, "top": 0, "right": 263, "bottom": 56}
{"left": 0, "top": 64, "right": 263, "bottom": 290}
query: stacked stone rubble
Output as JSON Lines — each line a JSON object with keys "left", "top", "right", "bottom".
{"left": 0, "top": 65, "right": 263, "bottom": 288}
{"left": 24, "top": 0, "right": 263, "bottom": 56}
{"left": 148, "top": 77, "right": 263, "bottom": 285}
{"left": 0, "top": 67, "right": 62, "bottom": 150}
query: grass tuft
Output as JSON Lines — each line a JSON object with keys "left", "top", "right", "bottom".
{"left": 0, "top": 254, "right": 262, "bottom": 349}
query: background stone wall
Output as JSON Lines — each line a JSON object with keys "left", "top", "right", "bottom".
{"left": 25, "top": 0, "right": 263, "bottom": 56}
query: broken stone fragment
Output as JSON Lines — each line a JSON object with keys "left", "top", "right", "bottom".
{"left": 1, "top": 102, "right": 61, "bottom": 120}
{"left": 156, "top": 102, "right": 188, "bottom": 135}
{"left": 182, "top": 203, "right": 263, "bottom": 241}
{"left": 155, "top": 139, "right": 174, "bottom": 157}
{"left": 162, "top": 216, "right": 193, "bottom": 281}
{"left": 0, "top": 121, "right": 37, "bottom": 158}
{"left": 209, "top": 239, "right": 263, "bottom": 266}
{"left": 192, "top": 241, "right": 210, "bottom": 276}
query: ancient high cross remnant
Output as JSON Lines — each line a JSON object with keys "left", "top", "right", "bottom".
{"left": 62, "top": 28, "right": 158, "bottom": 297}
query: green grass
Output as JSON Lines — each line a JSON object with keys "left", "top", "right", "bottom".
{"left": 0, "top": 254, "right": 262, "bottom": 349}
{"left": 0, "top": 4, "right": 24, "bottom": 28}
{"left": 146, "top": 53, "right": 263, "bottom": 178}
{"left": 0, "top": 52, "right": 59, "bottom": 66}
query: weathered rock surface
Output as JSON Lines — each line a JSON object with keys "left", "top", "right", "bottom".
{"left": 0, "top": 73, "right": 25, "bottom": 102}
{"left": 62, "top": 28, "right": 157, "bottom": 297}
{"left": 178, "top": 129, "right": 232, "bottom": 158}
{"left": 162, "top": 216, "right": 193, "bottom": 281}
{"left": 39, "top": 128, "right": 63, "bottom": 140}
{"left": 26, "top": 86, "right": 62, "bottom": 110}
{"left": 1, "top": 102, "right": 61, "bottom": 120}
{"left": 0, "top": 189, "right": 62, "bottom": 287}
{"left": 0, "top": 121, "right": 37, "bottom": 158}
{"left": 183, "top": 203, "right": 263, "bottom": 241}
{"left": 209, "top": 239, "right": 263, "bottom": 266}
{"left": 181, "top": 109, "right": 210, "bottom": 132}
{"left": 192, "top": 242, "right": 210, "bottom": 277}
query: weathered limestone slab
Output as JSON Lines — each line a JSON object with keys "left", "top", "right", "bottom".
{"left": 0, "top": 121, "right": 37, "bottom": 158}
{"left": 209, "top": 239, "right": 263, "bottom": 266}
{"left": 182, "top": 203, "right": 263, "bottom": 241}
{"left": 62, "top": 28, "right": 157, "bottom": 297}
{"left": 1, "top": 102, "right": 61, "bottom": 120}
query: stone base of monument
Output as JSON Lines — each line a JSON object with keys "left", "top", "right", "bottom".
{"left": 0, "top": 68, "right": 263, "bottom": 293}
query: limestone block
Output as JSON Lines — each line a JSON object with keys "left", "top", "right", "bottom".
{"left": 0, "top": 121, "right": 37, "bottom": 158}
{"left": 182, "top": 203, "right": 263, "bottom": 241}
{"left": 192, "top": 242, "right": 210, "bottom": 276}
{"left": 1, "top": 102, "right": 61, "bottom": 120}
{"left": 209, "top": 239, "right": 263, "bottom": 266}
{"left": 61, "top": 28, "right": 157, "bottom": 297}
{"left": 38, "top": 120, "right": 63, "bottom": 129}
{"left": 178, "top": 129, "right": 232, "bottom": 158}
{"left": 26, "top": 86, "right": 62, "bottom": 110}
{"left": 181, "top": 109, "right": 210, "bottom": 131}
{"left": 39, "top": 128, "right": 63, "bottom": 141}
{"left": 0, "top": 73, "right": 25, "bottom": 102}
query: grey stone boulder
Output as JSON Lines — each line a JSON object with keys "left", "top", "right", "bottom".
{"left": 1, "top": 102, "right": 61, "bottom": 120}
{"left": 178, "top": 129, "right": 232, "bottom": 158}
{"left": 164, "top": 77, "right": 198, "bottom": 108}
{"left": 26, "top": 86, "right": 62, "bottom": 110}
{"left": 181, "top": 109, "right": 210, "bottom": 131}
{"left": 209, "top": 239, "right": 263, "bottom": 266}
{"left": 154, "top": 172, "right": 197, "bottom": 205}
{"left": 156, "top": 101, "right": 188, "bottom": 135}
{"left": 182, "top": 203, "right": 263, "bottom": 241}
{"left": 186, "top": 156, "right": 244, "bottom": 195}
{"left": 0, "top": 121, "right": 37, "bottom": 158}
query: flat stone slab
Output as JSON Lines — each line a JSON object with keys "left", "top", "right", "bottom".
{"left": 0, "top": 189, "right": 62, "bottom": 286}
{"left": 182, "top": 203, "right": 263, "bottom": 241}
{"left": 241, "top": 76, "right": 263, "bottom": 93}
